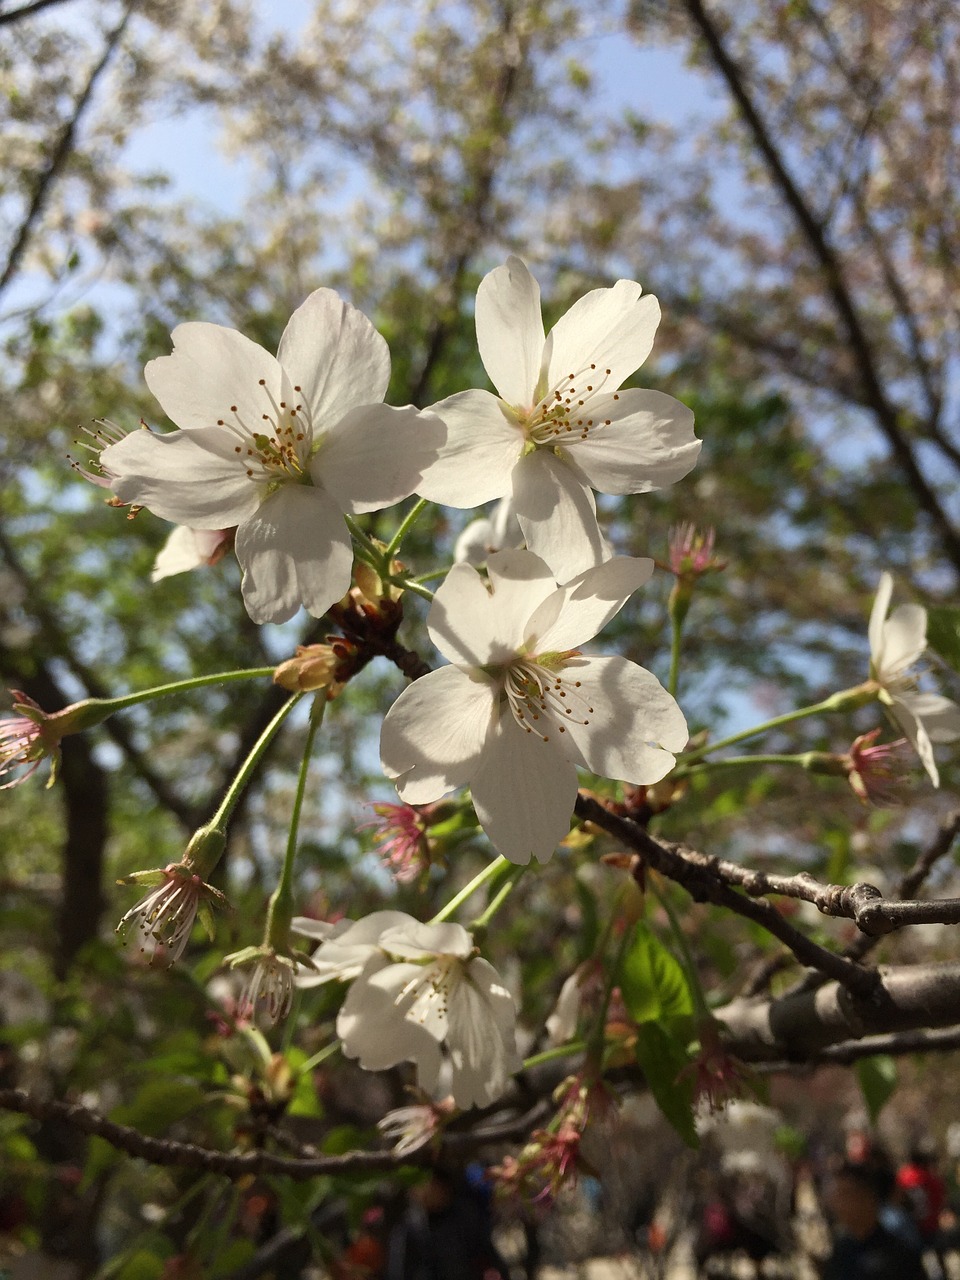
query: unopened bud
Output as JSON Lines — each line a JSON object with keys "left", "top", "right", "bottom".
{"left": 273, "top": 642, "right": 356, "bottom": 694}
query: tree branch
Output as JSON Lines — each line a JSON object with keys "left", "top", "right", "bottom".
{"left": 0, "top": 1, "right": 135, "bottom": 296}
{"left": 679, "top": 0, "right": 960, "bottom": 575}
{"left": 575, "top": 794, "right": 880, "bottom": 997}
{"left": 0, "top": 0, "right": 78, "bottom": 26}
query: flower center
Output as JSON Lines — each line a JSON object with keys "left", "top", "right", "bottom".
{"left": 503, "top": 658, "right": 594, "bottom": 743}
{"left": 218, "top": 380, "right": 315, "bottom": 483}
{"left": 522, "top": 363, "right": 618, "bottom": 448}
{"left": 398, "top": 956, "right": 460, "bottom": 1024}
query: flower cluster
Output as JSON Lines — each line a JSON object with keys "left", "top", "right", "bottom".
{"left": 293, "top": 911, "right": 519, "bottom": 1109}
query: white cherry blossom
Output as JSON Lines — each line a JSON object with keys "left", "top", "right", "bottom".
{"left": 380, "top": 549, "right": 688, "bottom": 864}
{"left": 868, "top": 571, "right": 960, "bottom": 786}
{"left": 100, "top": 290, "right": 444, "bottom": 623}
{"left": 151, "top": 526, "right": 233, "bottom": 582}
{"left": 337, "top": 917, "right": 520, "bottom": 1110}
{"left": 417, "top": 257, "right": 700, "bottom": 580}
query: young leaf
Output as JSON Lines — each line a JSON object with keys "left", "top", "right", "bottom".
{"left": 618, "top": 922, "right": 694, "bottom": 1024}
{"left": 856, "top": 1055, "right": 897, "bottom": 1123}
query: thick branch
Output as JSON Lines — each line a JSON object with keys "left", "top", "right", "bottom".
{"left": 0, "top": 0, "right": 78, "bottom": 24}
{"left": 717, "top": 963, "right": 960, "bottom": 1063}
{"left": 679, "top": 0, "right": 960, "bottom": 574}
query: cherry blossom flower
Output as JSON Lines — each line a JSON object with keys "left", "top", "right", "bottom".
{"left": 666, "top": 523, "right": 724, "bottom": 578}
{"left": 377, "top": 1097, "right": 455, "bottom": 1156}
{"left": 99, "top": 290, "right": 444, "bottom": 623}
{"left": 292, "top": 910, "right": 414, "bottom": 986}
{"left": 0, "top": 691, "right": 112, "bottom": 789}
{"left": 362, "top": 802, "right": 431, "bottom": 882}
{"left": 843, "top": 729, "right": 911, "bottom": 807}
{"left": 868, "top": 571, "right": 960, "bottom": 786}
{"left": 417, "top": 257, "right": 700, "bottom": 580}
{"left": 337, "top": 917, "right": 520, "bottom": 1110}
{"left": 232, "top": 950, "right": 298, "bottom": 1026}
{"left": 116, "top": 862, "right": 227, "bottom": 966}
{"left": 151, "top": 526, "right": 234, "bottom": 582}
{"left": 453, "top": 496, "right": 525, "bottom": 567}
{"left": 380, "top": 549, "right": 687, "bottom": 864}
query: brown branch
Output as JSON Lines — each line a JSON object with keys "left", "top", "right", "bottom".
{"left": 679, "top": 0, "right": 960, "bottom": 575}
{"left": 0, "top": 0, "right": 79, "bottom": 24}
{"left": 716, "top": 963, "right": 960, "bottom": 1063}
{"left": 0, "top": 2, "right": 135, "bottom": 296}
{"left": 575, "top": 794, "right": 880, "bottom": 998}
{"left": 0, "top": 1087, "right": 547, "bottom": 1180}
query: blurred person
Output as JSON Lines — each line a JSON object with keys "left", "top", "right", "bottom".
{"left": 897, "top": 1142, "right": 947, "bottom": 1242}
{"left": 385, "top": 1168, "right": 509, "bottom": 1280}
{"left": 822, "top": 1161, "right": 925, "bottom": 1280}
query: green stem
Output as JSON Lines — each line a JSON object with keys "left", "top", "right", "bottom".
{"left": 344, "top": 514, "right": 382, "bottom": 559}
{"left": 208, "top": 693, "right": 304, "bottom": 831}
{"left": 298, "top": 1040, "right": 342, "bottom": 1076}
{"left": 587, "top": 909, "right": 635, "bottom": 1060}
{"left": 415, "top": 566, "right": 453, "bottom": 584}
{"left": 673, "top": 751, "right": 818, "bottom": 780}
{"left": 79, "top": 667, "right": 276, "bottom": 717}
{"left": 273, "top": 697, "right": 325, "bottom": 915}
{"left": 668, "top": 612, "right": 683, "bottom": 700}
{"left": 382, "top": 498, "right": 429, "bottom": 561}
{"left": 523, "top": 1040, "right": 587, "bottom": 1071}
{"left": 389, "top": 574, "right": 435, "bottom": 602}
{"left": 468, "top": 864, "right": 526, "bottom": 934}
{"left": 430, "top": 855, "right": 510, "bottom": 925}
{"left": 679, "top": 684, "right": 875, "bottom": 765}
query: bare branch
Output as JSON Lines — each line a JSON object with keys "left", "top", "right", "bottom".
{"left": 0, "top": 0, "right": 78, "bottom": 26}
{"left": 679, "top": 0, "right": 960, "bottom": 575}
{"left": 575, "top": 794, "right": 879, "bottom": 997}
{"left": 0, "top": 2, "right": 135, "bottom": 296}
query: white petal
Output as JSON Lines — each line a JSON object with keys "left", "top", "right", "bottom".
{"left": 446, "top": 957, "right": 520, "bottom": 1108}
{"left": 145, "top": 322, "right": 282, "bottom": 432}
{"left": 453, "top": 497, "right": 523, "bottom": 566}
{"left": 427, "top": 563, "right": 503, "bottom": 665}
{"left": 380, "top": 665, "right": 498, "bottom": 804}
{"left": 546, "top": 970, "right": 584, "bottom": 1046}
{"left": 543, "top": 281, "right": 660, "bottom": 394}
{"left": 379, "top": 919, "right": 474, "bottom": 962}
{"left": 294, "top": 910, "right": 416, "bottom": 987}
{"left": 234, "top": 486, "right": 352, "bottom": 623}
{"left": 889, "top": 696, "right": 940, "bottom": 787}
{"left": 103, "top": 427, "right": 260, "bottom": 528}
{"left": 337, "top": 957, "right": 443, "bottom": 1083}
{"left": 312, "top": 404, "right": 444, "bottom": 515}
{"left": 561, "top": 655, "right": 687, "bottom": 781}
{"left": 869, "top": 572, "right": 895, "bottom": 661}
{"left": 416, "top": 390, "right": 522, "bottom": 507}
{"left": 897, "top": 692, "right": 960, "bottom": 745}
{"left": 876, "top": 604, "right": 927, "bottom": 681}
{"left": 564, "top": 389, "right": 700, "bottom": 494}
{"left": 151, "top": 526, "right": 218, "bottom": 582}
{"left": 470, "top": 716, "right": 578, "bottom": 864}
{"left": 512, "top": 450, "right": 610, "bottom": 581}
{"left": 529, "top": 556, "right": 655, "bottom": 653}
{"left": 485, "top": 549, "right": 560, "bottom": 649}
{"left": 475, "top": 256, "right": 545, "bottom": 406}
{"left": 276, "top": 287, "right": 390, "bottom": 420}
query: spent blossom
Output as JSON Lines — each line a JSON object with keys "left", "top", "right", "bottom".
{"left": 380, "top": 549, "right": 687, "bottom": 864}
{"left": 417, "top": 256, "right": 700, "bottom": 580}
{"left": 867, "top": 571, "right": 960, "bottom": 786}
{"left": 363, "top": 802, "right": 431, "bottom": 883}
{"left": 377, "top": 1097, "right": 455, "bottom": 1156}
{"left": 116, "top": 862, "right": 227, "bottom": 967}
{"left": 99, "top": 289, "right": 444, "bottom": 623}
{"left": 229, "top": 948, "right": 299, "bottom": 1027}
{"left": 0, "top": 691, "right": 115, "bottom": 790}
{"left": 844, "top": 729, "right": 911, "bottom": 807}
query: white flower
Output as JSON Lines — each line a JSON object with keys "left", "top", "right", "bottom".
{"left": 453, "top": 496, "right": 525, "bottom": 567}
{"left": 151, "top": 526, "right": 233, "bottom": 582}
{"left": 292, "top": 910, "right": 413, "bottom": 986}
{"left": 417, "top": 257, "right": 700, "bottom": 580}
{"left": 380, "top": 549, "right": 687, "bottom": 864}
{"left": 868, "top": 571, "right": 960, "bottom": 787}
{"left": 100, "top": 290, "right": 444, "bottom": 623}
{"left": 338, "top": 918, "right": 520, "bottom": 1110}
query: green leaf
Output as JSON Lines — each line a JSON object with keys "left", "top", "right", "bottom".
{"left": 926, "top": 606, "right": 960, "bottom": 673}
{"left": 618, "top": 922, "right": 693, "bottom": 1023}
{"left": 856, "top": 1055, "right": 897, "bottom": 1123}
{"left": 634, "top": 1022, "right": 698, "bottom": 1148}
